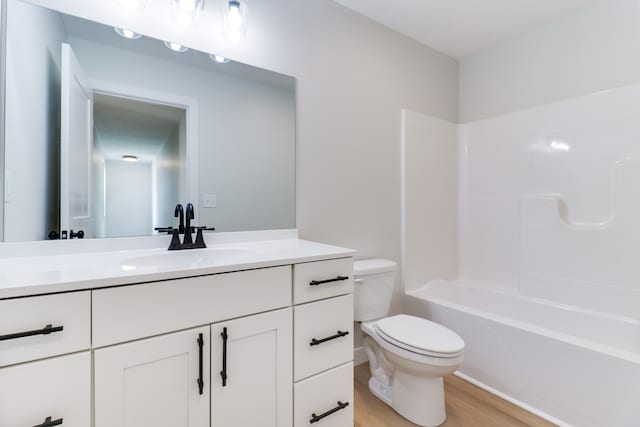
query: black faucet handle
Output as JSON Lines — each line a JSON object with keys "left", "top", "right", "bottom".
{"left": 192, "top": 226, "right": 216, "bottom": 232}
{"left": 154, "top": 226, "right": 174, "bottom": 235}
{"left": 186, "top": 203, "right": 195, "bottom": 220}
{"left": 174, "top": 204, "right": 185, "bottom": 234}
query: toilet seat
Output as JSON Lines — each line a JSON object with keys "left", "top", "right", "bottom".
{"left": 375, "top": 315, "right": 464, "bottom": 358}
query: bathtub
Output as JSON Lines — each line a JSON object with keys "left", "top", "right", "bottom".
{"left": 404, "top": 280, "right": 640, "bottom": 427}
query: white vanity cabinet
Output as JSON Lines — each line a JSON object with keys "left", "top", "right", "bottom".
{"left": 0, "top": 244, "right": 354, "bottom": 427}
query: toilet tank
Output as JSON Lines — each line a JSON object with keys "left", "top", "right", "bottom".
{"left": 353, "top": 258, "right": 397, "bottom": 322}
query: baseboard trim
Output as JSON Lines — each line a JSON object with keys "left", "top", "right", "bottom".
{"left": 453, "top": 371, "right": 569, "bottom": 427}
{"left": 354, "top": 346, "right": 368, "bottom": 366}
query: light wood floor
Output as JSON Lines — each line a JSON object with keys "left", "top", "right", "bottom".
{"left": 354, "top": 363, "right": 557, "bottom": 427}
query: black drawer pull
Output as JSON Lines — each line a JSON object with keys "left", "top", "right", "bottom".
{"left": 310, "top": 401, "right": 349, "bottom": 424}
{"left": 197, "top": 333, "right": 204, "bottom": 395}
{"left": 310, "top": 330, "right": 349, "bottom": 347}
{"left": 309, "top": 276, "right": 349, "bottom": 286}
{"left": 0, "top": 324, "right": 63, "bottom": 342}
{"left": 33, "top": 416, "right": 63, "bottom": 427}
{"left": 220, "top": 327, "right": 228, "bottom": 387}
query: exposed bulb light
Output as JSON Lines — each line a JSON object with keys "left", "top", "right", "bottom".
{"left": 210, "top": 54, "right": 231, "bottom": 64}
{"left": 164, "top": 41, "right": 188, "bottom": 52}
{"left": 224, "top": 0, "right": 247, "bottom": 43}
{"left": 114, "top": 27, "right": 142, "bottom": 39}
{"left": 116, "top": 0, "right": 145, "bottom": 11}
{"left": 122, "top": 155, "right": 139, "bottom": 162}
{"left": 172, "top": 0, "right": 204, "bottom": 28}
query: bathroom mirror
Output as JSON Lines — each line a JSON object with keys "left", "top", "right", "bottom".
{"left": 1, "top": 0, "right": 296, "bottom": 242}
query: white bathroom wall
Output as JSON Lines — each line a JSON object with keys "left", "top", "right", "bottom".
{"left": 401, "top": 110, "right": 458, "bottom": 293}
{"left": 67, "top": 36, "right": 296, "bottom": 233}
{"left": 460, "top": 0, "right": 640, "bottom": 123}
{"left": 25, "top": 0, "right": 459, "bottom": 314}
{"left": 3, "top": 0, "right": 66, "bottom": 241}
{"left": 459, "top": 83, "right": 640, "bottom": 318}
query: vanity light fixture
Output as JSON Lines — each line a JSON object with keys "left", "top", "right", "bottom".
{"left": 122, "top": 155, "right": 139, "bottom": 162}
{"left": 114, "top": 27, "right": 142, "bottom": 39}
{"left": 224, "top": 0, "right": 248, "bottom": 43}
{"left": 172, "top": 0, "right": 204, "bottom": 28}
{"left": 210, "top": 54, "right": 231, "bottom": 64}
{"left": 116, "top": 0, "right": 145, "bottom": 11}
{"left": 164, "top": 41, "right": 189, "bottom": 52}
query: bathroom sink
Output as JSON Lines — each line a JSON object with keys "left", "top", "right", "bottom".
{"left": 121, "top": 247, "right": 256, "bottom": 270}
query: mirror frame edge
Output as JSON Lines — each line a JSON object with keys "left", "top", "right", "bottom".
{"left": 0, "top": 0, "right": 6, "bottom": 242}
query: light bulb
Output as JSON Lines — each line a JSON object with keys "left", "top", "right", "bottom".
{"left": 224, "top": 0, "right": 247, "bottom": 43}
{"left": 228, "top": 3, "right": 242, "bottom": 27}
{"left": 114, "top": 27, "right": 142, "bottom": 39}
{"left": 210, "top": 54, "right": 231, "bottom": 64}
{"left": 122, "top": 155, "right": 138, "bottom": 162}
{"left": 164, "top": 41, "right": 188, "bottom": 52}
{"left": 173, "top": 0, "right": 203, "bottom": 28}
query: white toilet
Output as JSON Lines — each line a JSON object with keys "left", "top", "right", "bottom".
{"left": 354, "top": 259, "right": 465, "bottom": 427}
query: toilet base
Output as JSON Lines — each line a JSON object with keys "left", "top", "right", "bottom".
{"left": 392, "top": 369, "right": 447, "bottom": 427}
{"left": 368, "top": 376, "right": 392, "bottom": 406}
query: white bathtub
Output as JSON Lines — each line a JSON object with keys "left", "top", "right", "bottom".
{"left": 404, "top": 280, "right": 640, "bottom": 427}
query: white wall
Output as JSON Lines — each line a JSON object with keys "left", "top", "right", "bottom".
{"left": 68, "top": 36, "right": 296, "bottom": 232}
{"left": 460, "top": 0, "right": 640, "bottom": 123}
{"left": 4, "top": 0, "right": 66, "bottom": 241}
{"left": 401, "top": 110, "right": 458, "bottom": 293}
{"left": 27, "top": 0, "right": 459, "bottom": 313}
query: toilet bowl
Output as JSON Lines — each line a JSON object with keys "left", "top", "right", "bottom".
{"left": 354, "top": 259, "right": 465, "bottom": 427}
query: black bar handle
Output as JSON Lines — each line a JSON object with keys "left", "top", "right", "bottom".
{"left": 0, "top": 324, "right": 63, "bottom": 342}
{"left": 220, "top": 327, "right": 228, "bottom": 387}
{"left": 33, "top": 416, "right": 63, "bottom": 427}
{"left": 309, "top": 276, "right": 349, "bottom": 287}
{"left": 310, "top": 401, "right": 349, "bottom": 424}
{"left": 197, "top": 333, "right": 204, "bottom": 395}
{"left": 310, "top": 330, "right": 350, "bottom": 347}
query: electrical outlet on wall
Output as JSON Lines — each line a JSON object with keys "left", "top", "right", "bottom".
{"left": 203, "top": 194, "right": 217, "bottom": 208}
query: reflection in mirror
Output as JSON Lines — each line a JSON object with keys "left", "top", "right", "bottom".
{"left": 2, "top": 0, "right": 296, "bottom": 242}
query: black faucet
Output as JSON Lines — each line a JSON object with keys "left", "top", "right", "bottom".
{"left": 184, "top": 203, "right": 194, "bottom": 245}
{"left": 168, "top": 202, "right": 215, "bottom": 250}
{"left": 174, "top": 204, "right": 185, "bottom": 234}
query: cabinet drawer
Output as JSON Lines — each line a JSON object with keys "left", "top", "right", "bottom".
{"left": 0, "top": 352, "right": 91, "bottom": 427}
{"left": 93, "top": 266, "right": 291, "bottom": 347}
{"left": 0, "top": 292, "right": 91, "bottom": 367}
{"left": 294, "top": 294, "right": 353, "bottom": 381}
{"left": 294, "top": 258, "right": 353, "bottom": 304}
{"left": 294, "top": 362, "right": 354, "bottom": 427}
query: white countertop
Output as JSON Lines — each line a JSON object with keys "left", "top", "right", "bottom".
{"left": 0, "top": 234, "right": 356, "bottom": 299}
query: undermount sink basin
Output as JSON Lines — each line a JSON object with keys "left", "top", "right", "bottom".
{"left": 121, "top": 247, "right": 256, "bottom": 270}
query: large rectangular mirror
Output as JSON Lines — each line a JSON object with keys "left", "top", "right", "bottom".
{"left": 1, "top": 0, "right": 296, "bottom": 242}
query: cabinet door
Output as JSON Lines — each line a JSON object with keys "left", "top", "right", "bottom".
{"left": 94, "top": 327, "right": 210, "bottom": 427}
{"left": 211, "top": 308, "right": 292, "bottom": 427}
{"left": 0, "top": 352, "right": 91, "bottom": 427}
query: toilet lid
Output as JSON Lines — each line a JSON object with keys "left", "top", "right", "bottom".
{"left": 375, "top": 315, "right": 464, "bottom": 357}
